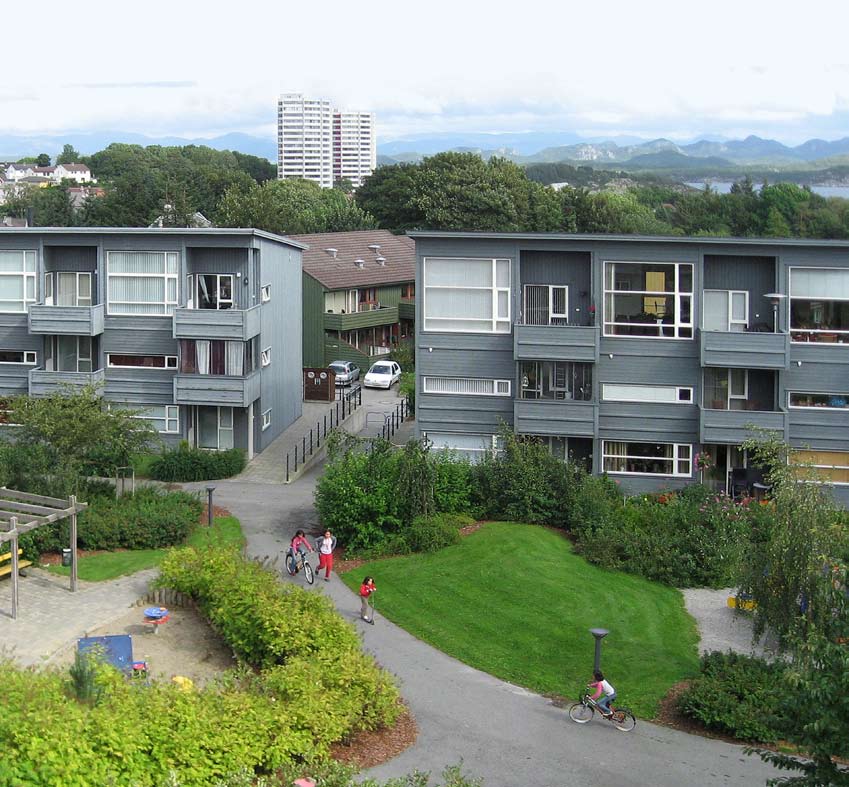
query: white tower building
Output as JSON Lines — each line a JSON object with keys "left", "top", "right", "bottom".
{"left": 277, "top": 94, "right": 334, "bottom": 188}
{"left": 333, "top": 110, "right": 377, "bottom": 189}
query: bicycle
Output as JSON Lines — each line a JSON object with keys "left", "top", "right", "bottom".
{"left": 285, "top": 550, "right": 315, "bottom": 585}
{"left": 568, "top": 693, "right": 636, "bottom": 732}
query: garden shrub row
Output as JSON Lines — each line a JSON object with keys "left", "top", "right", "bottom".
{"left": 157, "top": 545, "right": 401, "bottom": 733}
{"left": 19, "top": 487, "right": 203, "bottom": 558}
{"left": 677, "top": 651, "right": 786, "bottom": 743}
{"left": 150, "top": 441, "right": 246, "bottom": 481}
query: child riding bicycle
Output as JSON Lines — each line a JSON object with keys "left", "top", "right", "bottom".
{"left": 588, "top": 670, "right": 616, "bottom": 717}
{"left": 287, "top": 529, "right": 314, "bottom": 572}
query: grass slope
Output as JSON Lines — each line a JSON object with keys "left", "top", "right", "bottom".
{"left": 341, "top": 522, "right": 699, "bottom": 717}
{"left": 47, "top": 516, "right": 243, "bottom": 582}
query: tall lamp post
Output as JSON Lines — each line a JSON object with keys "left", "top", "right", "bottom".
{"left": 206, "top": 485, "right": 216, "bottom": 527}
{"left": 764, "top": 293, "right": 786, "bottom": 333}
{"left": 589, "top": 628, "right": 609, "bottom": 672}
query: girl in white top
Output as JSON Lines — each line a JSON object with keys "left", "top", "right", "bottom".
{"left": 315, "top": 529, "right": 337, "bottom": 582}
{"left": 589, "top": 670, "right": 616, "bottom": 716}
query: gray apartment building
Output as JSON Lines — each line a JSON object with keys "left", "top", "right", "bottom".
{"left": 411, "top": 232, "right": 849, "bottom": 505}
{"left": 0, "top": 228, "right": 304, "bottom": 459}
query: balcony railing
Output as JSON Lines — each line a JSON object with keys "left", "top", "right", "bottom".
{"left": 173, "top": 370, "right": 261, "bottom": 408}
{"left": 699, "top": 406, "right": 788, "bottom": 443}
{"left": 28, "top": 368, "right": 105, "bottom": 397}
{"left": 514, "top": 323, "right": 599, "bottom": 362}
{"left": 398, "top": 299, "right": 415, "bottom": 321}
{"left": 28, "top": 304, "right": 104, "bottom": 336}
{"left": 172, "top": 305, "right": 261, "bottom": 341}
{"left": 324, "top": 305, "right": 399, "bottom": 332}
{"left": 513, "top": 399, "right": 597, "bottom": 438}
{"left": 700, "top": 329, "right": 789, "bottom": 369}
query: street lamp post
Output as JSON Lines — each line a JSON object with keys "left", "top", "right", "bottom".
{"left": 764, "top": 293, "right": 786, "bottom": 334}
{"left": 589, "top": 628, "right": 609, "bottom": 672}
{"left": 206, "top": 485, "right": 216, "bottom": 527}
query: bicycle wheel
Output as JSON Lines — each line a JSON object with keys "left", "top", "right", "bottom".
{"left": 568, "top": 702, "right": 594, "bottom": 723}
{"left": 303, "top": 561, "right": 315, "bottom": 585}
{"left": 611, "top": 709, "right": 636, "bottom": 732}
{"left": 285, "top": 554, "right": 296, "bottom": 576}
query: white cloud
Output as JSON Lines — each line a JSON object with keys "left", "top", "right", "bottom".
{"left": 2, "top": 0, "right": 849, "bottom": 143}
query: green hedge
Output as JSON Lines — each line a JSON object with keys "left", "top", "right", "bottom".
{"left": 150, "top": 442, "right": 246, "bottom": 481}
{"left": 677, "top": 651, "right": 786, "bottom": 743}
{"left": 157, "top": 546, "right": 400, "bottom": 734}
{"left": 19, "top": 487, "right": 203, "bottom": 558}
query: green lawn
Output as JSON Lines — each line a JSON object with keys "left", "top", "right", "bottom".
{"left": 47, "top": 516, "right": 243, "bottom": 582}
{"left": 340, "top": 522, "right": 699, "bottom": 717}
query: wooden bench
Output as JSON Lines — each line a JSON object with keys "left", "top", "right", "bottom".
{"left": 0, "top": 548, "right": 33, "bottom": 580}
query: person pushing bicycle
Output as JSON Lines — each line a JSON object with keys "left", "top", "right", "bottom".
{"left": 588, "top": 670, "right": 616, "bottom": 717}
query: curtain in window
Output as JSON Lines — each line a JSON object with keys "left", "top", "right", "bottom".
{"left": 180, "top": 340, "right": 197, "bottom": 373}
{"left": 211, "top": 341, "right": 226, "bottom": 375}
{"left": 196, "top": 340, "right": 210, "bottom": 375}
{"left": 226, "top": 341, "right": 243, "bottom": 376}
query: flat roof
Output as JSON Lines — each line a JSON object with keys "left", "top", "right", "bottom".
{"left": 407, "top": 230, "right": 849, "bottom": 250}
{"left": 0, "top": 226, "right": 308, "bottom": 250}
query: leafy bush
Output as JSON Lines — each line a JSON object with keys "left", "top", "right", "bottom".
{"left": 19, "top": 487, "right": 202, "bottom": 558}
{"left": 399, "top": 371, "right": 415, "bottom": 412}
{"left": 404, "top": 513, "right": 471, "bottom": 553}
{"left": 572, "top": 487, "right": 751, "bottom": 587}
{"left": 677, "top": 651, "right": 785, "bottom": 743}
{"left": 150, "top": 442, "right": 246, "bottom": 481}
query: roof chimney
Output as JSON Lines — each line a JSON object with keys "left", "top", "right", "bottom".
{"left": 375, "top": 256, "right": 386, "bottom": 266}
{"left": 354, "top": 258, "right": 365, "bottom": 268}
{"left": 324, "top": 248, "right": 338, "bottom": 259}
{"left": 368, "top": 243, "right": 381, "bottom": 252}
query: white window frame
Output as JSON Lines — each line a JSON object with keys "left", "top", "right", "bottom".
{"left": 789, "top": 266, "right": 849, "bottom": 343}
{"left": 602, "top": 441, "right": 692, "bottom": 477}
{"left": 788, "top": 391, "right": 849, "bottom": 409}
{"left": 423, "top": 257, "right": 512, "bottom": 334}
{"left": 196, "top": 406, "right": 234, "bottom": 450}
{"left": 703, "top": 289, "right": 748, "bottom": 332}
{"left": 602, "top": 384, "right": 694, "bottom": 404}
{"left": 46, "top": 336, "right": 91, "bottom": 373}
{"left": 0, "top": 250, "right": 36, "bottom": 313}
{"left": 791, "top": 450, "right": 849, "bottom": 485}
{"left": 261, "top": 347, "right": 271, "bottom": 368}
{"left": 195, "top": 273, "right": 234, "bottom": 310}
{"left": 522, "top": 284, "right": 569, "bottom": 326}
{"left": 107, "top": 354, "right": 178, "bottom": 369}
{"left": 106, "top": 250, "right": 179, "bottom": 316}
{"left": 422, "top": 376, "right": 512, "bottom": 396}
{"left": 261, "top": 408, "right": 272, "bottom": 430}
{"left": 0, "top": 350, "right": 37, "bottom": 365}
{"left": 261, "top": 285, "right": 271, "bottom": 303}
{"left": 603, "top": 260, "right": 694, "bottom": 339}
{"left": 135, "top": 404, "right": 179, "bottom": 434}
{"left": 423, "top": 431, "right": 500, "bottom": 461}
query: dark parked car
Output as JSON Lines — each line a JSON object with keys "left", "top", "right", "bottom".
{"left": 328, "top": 360, "right": 360, "bottom": 386}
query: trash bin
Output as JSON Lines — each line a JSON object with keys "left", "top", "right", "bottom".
{"left": 62, "top": 548, "right": 72, "bottom": 567}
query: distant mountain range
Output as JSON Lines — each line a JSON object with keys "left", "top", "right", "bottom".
{"left": 3, "top": 130, "right": 849, "bottom": 175}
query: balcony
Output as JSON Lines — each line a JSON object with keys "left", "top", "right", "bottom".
{"left": 513, "top": 399, "right": 597, "bottom": 438}
{"left": 398, "top": 299, "right": 415, "bottom": 322}
{"left": 324, "top": 305, "right": 399, "bottom": 332}
{"left": 28, "top": 368, "right": 105, "bottom": 397}
{"left": 514, "top": 324, "right": 599, "bottom": 362}
{"left": 173, "top": 370, "right": 261, "bottom": 408}
{"left": 173, "top": 306, "right": 261, "bottom": 341}
{"left": 699, "top": 407, "right": 788, "bottom": 443}
{"left": 28, "top": 304, "right": 104, "bottom": 336}
{"left": 700, "top": 330, "right": 789, "bottom": 369}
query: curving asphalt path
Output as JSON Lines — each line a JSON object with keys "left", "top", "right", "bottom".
{"left": 185, "top": 466, "right": 779, "bottom": 787}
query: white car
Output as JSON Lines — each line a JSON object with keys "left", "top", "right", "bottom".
{"left": 363, "top": 361, "right": 401, "bottom": 389}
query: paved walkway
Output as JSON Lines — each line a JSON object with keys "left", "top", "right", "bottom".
{"left": 0, "top": 568, "right": 156, "bottom": 666}
{"left": 202, "top": 470, "right": 780, "bottom": 787}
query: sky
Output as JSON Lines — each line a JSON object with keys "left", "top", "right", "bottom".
{"left": 3, "top": 0, "right": 849, "bottom": 145}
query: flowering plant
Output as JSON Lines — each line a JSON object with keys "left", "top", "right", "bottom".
{"left": 694, "top": 452, "right": 714, "bottom": 472}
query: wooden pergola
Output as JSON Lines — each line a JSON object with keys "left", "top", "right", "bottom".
{"left": 0, "top": 488, "right": 87, "bottom": 620}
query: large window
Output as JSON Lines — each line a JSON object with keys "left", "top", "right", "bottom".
{"left": 0, "top": 250, "right": 36, "bottom": 313}
{"left": 107, "top": 251, "right": 179, "bottom": 315}
{"left": 44, "top": 336, "right": 92, "bottom": 372}
{"left": 602, "top": 441, "right": 691, "bottom": 476}
{"left": 791, "top": 450, "right": 849, "bottom": 484}
{"left": 0, "top": 350, "right": 37, "bottom": 365}
{"left": 197, "top": 406, "right": 234, "bottom": 450}
{"left": 179, "top": 339, "right": 254, "bottom": 376}
{"left": 189, "top": 274, "right": 233, "bottom": 310}
{"left": 789, "top": 392, "right": 849, "bottom": 409}
{"left": 603, "top": 261, "right": 693, "bottom": 338}
{"left": 603, "top": 384, "right": 692, "bottom": 404}
{"left": 423, "top": 257, "right": 511, "bottom": 333}
{"left": 520, "top": 361, "right": 592, "bottom": 401}
{"left": 790, "top": 268, "right": 849, "bottom": 343}
{"left": 424, "top": 432, "right": 498, "bottom": 462}
{"left": 128, "top": 404, "right": 179, "bottom": 434}
{"left": 423, "top": 376, "right": 511, "bottom": 396}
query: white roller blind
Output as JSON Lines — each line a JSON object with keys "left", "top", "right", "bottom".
{"left": 791, "top": 268, "right": 849, "bottom": 299}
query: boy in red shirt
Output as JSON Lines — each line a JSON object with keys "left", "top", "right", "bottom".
{"left": 359, "top": 576, "right": 376, "bottom": 623}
